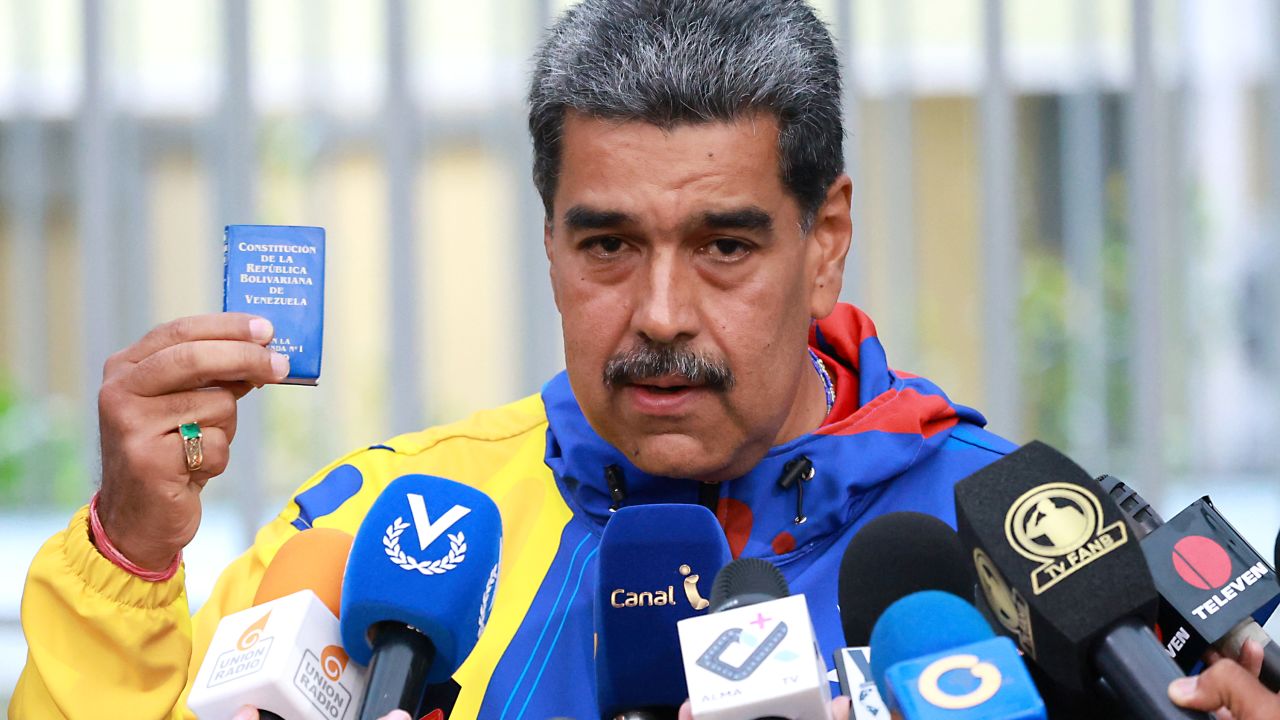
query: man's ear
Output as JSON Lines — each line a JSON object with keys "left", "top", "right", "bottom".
{"left": 544, "top": 219, "right": 562, "bottom": 311}
{"left": 807, "top": 173, "right": 853, "bottom": 319}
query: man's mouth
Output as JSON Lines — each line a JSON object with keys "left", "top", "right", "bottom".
{"left": 623, "top": 377, "right": 709, "bottom": 415}
{"left": 635, "top": 384, "right": 690, "bottom": 394}
{"left": 632, "top": 375, "right": 698, "bottom": 393}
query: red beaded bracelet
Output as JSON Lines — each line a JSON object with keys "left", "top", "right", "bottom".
{"left": 88, "top": 492, "right": 182, "bottom": 582}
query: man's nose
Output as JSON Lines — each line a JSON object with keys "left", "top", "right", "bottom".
{"left": 632, "top": 249, "right": 698, "bottom": 345}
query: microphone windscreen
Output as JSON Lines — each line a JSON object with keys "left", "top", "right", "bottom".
{"left": 709, "top": 557, "right": 790, "bottom": 611}
{"left": 595, "top": 504, "right": 731, "bottom": 716}
{"left": 868, "top": 590, "right": 995, "bottom": 694}
{"left": 838, "top": 511, "right": 973, "bottom": 646}
{"left": 953, "top": 441, "right": 1158, "bottom": 692}
{"left": 254, "top": 527, "right": 353, "bottom": 616}
{"left": 340, "top": 474, "right": 502, "bottom": 682}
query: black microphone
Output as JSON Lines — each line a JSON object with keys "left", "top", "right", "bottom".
{"left": 835, "top": 511, "right": 1126, "bottom": 719}
{"left": 834, "top": 512, "right": 973, "bottom": 719}
{"left": 953, "top": 441, "right": 1210, "bottom": 720}
{"left": 1098, "top": 475, "right": 1280, "bottom": 691}
{"left": 837, "top": 512, "right": 974, "bottom": 647}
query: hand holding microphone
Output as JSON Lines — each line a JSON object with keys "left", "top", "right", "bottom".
{"left": 1168, "top": 640, "right": 1280, "bottom": 719}
{"left": 1098, "top": 475, "right": 1280, "bottom": 689}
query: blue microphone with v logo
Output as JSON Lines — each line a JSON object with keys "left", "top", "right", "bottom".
{"left": 341, "top": 474, "right": 502, "bottom": 720}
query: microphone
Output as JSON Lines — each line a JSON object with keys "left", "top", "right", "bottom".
{"left": 953, "top": 441, "right": 1209, "bottom": 719}
{"left": 189, "top": 527, "right": 367, "bottom": 720}
{"left": 341, "top": 474, "right": 502, "bottom": 720}
{"left": 834, "top": 512, "right": 972, "bottom": 719}
{"left": 838, "top": 512, "right": 975, "bottom": 648}
{"left": 1097, "top": 475, "right": 1280, "bottom": 690}
{"left": 869, "top": 590, "right": 1046, "bottom": 719}
{"left": 677, "top": 558, "right": 832, "bottom": 720}
{"left": 595, "top": 504, "right": 731, "bottom": 720}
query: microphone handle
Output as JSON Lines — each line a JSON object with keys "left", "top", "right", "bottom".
{"left": 1260, "top": 640, "right": 1280, "bottom": 693}
{"left": 1092, "top": 617, "right": 1211, "bottom": 720}
{"left": 1216, "top": 616, "right": 1280, "bottom": 692}
{"left": 358, "top": 621, "right": 437, "bottom": 720}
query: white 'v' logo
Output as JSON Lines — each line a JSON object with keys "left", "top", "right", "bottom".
{"left": 406, "top": 494, "right": 471, "bottom": 551}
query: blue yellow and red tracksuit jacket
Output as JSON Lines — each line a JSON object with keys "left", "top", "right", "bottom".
{"left": 11, "top": 304, "right": 1014, "bottom": 719}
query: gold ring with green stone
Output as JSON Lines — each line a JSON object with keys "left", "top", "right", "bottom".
{"left": 179, "top": 422, "right": 204, "bottom": 472}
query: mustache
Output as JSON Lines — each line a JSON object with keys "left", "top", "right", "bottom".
{"left": 602, "top": 341, "right": 735, "bottom": 391}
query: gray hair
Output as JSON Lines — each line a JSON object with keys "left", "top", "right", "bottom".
{"left": 528, "top": 0, "right": 844, "bottom": 229}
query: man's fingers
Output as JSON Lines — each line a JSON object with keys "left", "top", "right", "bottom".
{"left": 186, "top": 426, "right": 230, "bottom": 486}
{"left": 126, "top": 340, "right": 289, "bottom": 397}
{"left": 111, "top": 313, "right": 274, "bottom": 368}
{"left": 216, "top": 380, "right": 258, "bottom": 400}
{"left": 830, "top": 695, "right": 852, "bottom": 720}
{"left": 1169, "top": 658, "right": 1280, "bottom": 718}
{"left": 1239, "top": 639, "right": 1265, "bottom": 678}
{"left": 155, "top": 387, "right": 239, "bottom": 431}
{"left": 125, "top": 314, "right": 273, "bottom": 365}
{"left": 677, "top": 698, "right": 848, "bottom": 720}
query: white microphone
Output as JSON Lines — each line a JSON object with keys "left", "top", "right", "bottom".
{"left": 833, "top": 646, "right": 891, "bottom": 720}
{"left": 188, "top": 528, "right": 368, "bottom": 720}
{"left": 677, "top": 558, "right": 832, "bottom": 720}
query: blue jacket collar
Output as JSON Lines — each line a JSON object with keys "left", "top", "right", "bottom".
{"left": 541, "top": 303, "right": 987, "bottom": 560}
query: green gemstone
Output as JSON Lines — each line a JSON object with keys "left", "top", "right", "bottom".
{"left": 179, "top": 422, "right": 202, "bottom": 440}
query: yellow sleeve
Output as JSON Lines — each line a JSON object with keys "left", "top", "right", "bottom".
{"left": 10, "top": 506, "right": 192, "bottom": 720}
{"left": 10, "top": 395, "right": 547, "bottom": 719}
{"left": 10, "top": 506, "right": 304, "bottom": 720}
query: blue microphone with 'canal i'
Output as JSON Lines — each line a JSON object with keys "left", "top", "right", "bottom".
{"left": 340, "top": 474, "right": 502, "bottom": 720}
{"left": 595, "top": 504, "right": 731, "bottom": 720}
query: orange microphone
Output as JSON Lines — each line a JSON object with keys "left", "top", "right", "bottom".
{"left": 190, "top": 528, "right": 366, "bottom": 719}
{"left": 254, "top": 527, "right": 354, "bottom": 617}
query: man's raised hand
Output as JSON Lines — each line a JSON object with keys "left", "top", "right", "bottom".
{"left": 95, "top": 313, "right": 289, "bottom": 571}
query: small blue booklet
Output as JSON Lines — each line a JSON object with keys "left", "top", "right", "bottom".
{"left": 223, "top": 225, "right": 325, "bottom": 385}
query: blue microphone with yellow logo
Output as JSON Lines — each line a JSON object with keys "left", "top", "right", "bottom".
{"left": 870, "top": 590, "right": 1047, "bottom": 720}
{"left": 595, "top": 504, "right": 731, "bottom": 719}
{"left": 341, "top": 474, "right": 502, "bottom": 720}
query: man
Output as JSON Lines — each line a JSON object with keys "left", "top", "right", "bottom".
{"left": 12, "top": 1, "right": 1013, "bottom": 718}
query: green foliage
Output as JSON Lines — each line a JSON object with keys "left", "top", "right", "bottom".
{"left": 1019, "top": 246, "right": 1071, "bottom": 449}
{"left": 0, "top": 372, "right": 88, "bottom": 509}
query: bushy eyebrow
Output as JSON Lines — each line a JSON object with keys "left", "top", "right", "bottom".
{"left": 563, "top": 204, "right": 774, "bottom": 234}
{"left": 700, "top": 207, "right": 773, "bottom": 232}
{"left": 563, "top": 205, "right": 634, "bottom": 230}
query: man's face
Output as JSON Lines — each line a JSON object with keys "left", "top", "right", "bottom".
{"left": 546, "top": 111, "right": 851, "bottom": 482}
